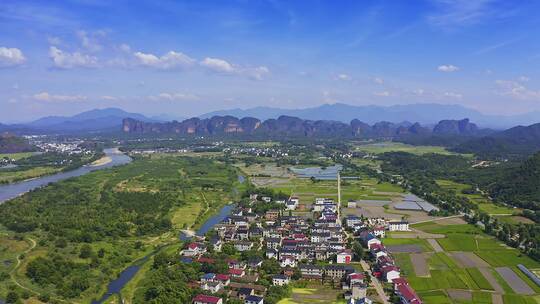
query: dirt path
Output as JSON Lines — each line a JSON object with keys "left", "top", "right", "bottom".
{"left": 360, "top": 260, "right": 390, "bottom": 304}
{"left": 10, "top": 237, "right": 79, "bottom": 304}
{"left": 410, "top": 214, "right": 464, "bottom": 225}
{"left": 492, "top": 293, "right": 503, "bottom": 304}
{"left": 478, "top": 268, "right": 504, "bottom": 293}
{"left": 427, "top": 239, "right": 444, "bottom": 252}
{"left": 10, "top": 237, "right": 36, "bottom": 290}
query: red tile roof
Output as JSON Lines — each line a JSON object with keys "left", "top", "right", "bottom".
{"left": 193, "top": 294, "right": 222, "bottom": 304}
{"left": 397, "top": 284, "right": 422, "bottom": 304}
{"left": 215, "top": 274, "right": 230, "bottom": 281}
{"left": 392, "top": 277, "right": 408, "bottom": 286}
{"left": 228, "top": 268, "right": 245, "bottom": 275}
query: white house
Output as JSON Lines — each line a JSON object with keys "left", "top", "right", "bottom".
{"left": 337, "top": 249, "right": 353, "bottom": 264}
{"left": 388, "top": 221, "right": 409, "bottom": 231}
{"left": 381, "top": 265, "right": 400, "bottom": 283}
{"left": 280, "top": 255, "right": 297, "bottom": 268}
{"left": 373, "top": 227, "right": 386, "bottom": 238}
{"left": 272, "top": 274, "right": 290, "bottom": 286}
{"left": 183, "top": 242, "right": 206, "bottom": 257}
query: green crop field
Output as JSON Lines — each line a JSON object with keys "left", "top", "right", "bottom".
{"left": 466, "top": 268, "right": 494, "bottom": 290}
{"left": 0, "top": 152, "right": 34, "bottom": 160}
{"left": 354, "top": 142, "right": 458, "bottom": 155}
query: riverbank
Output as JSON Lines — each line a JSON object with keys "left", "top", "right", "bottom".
{"left": 90, "top": 156, "right": 112, "bottom": 167}
{"left": 0, "top": 148, "right": 132, "bottom": 203}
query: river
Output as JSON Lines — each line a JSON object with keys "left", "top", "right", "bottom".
{"left": 93, "top": 203, "right": 235, "bottom": 304}
{"left": 0, "top": 148, "right": 132, "bottom": 203}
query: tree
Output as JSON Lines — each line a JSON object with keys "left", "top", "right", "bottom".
{"left": 352, "top": 241, "right": 364, "bottom": 261}
{"left": 6, "top": 291, "right": 19, "bottom": 304}
{"left": 79, "top": 244, "right": 93, "bottom": 259}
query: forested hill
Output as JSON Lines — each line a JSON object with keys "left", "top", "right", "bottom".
{"left": 0, "top": 133, "right": 35, "bottom": 153}
{"left": 453, "top": 123, "right": 540, "bottom": 159}
{"left": 489, "top": 152, "right": 540, "bottom": 210}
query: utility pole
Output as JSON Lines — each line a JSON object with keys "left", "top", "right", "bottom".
{"left": 337, "top": 171, "right": 341, "bottom": 221}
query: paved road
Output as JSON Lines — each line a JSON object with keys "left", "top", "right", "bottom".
{"left": 360, "top": 260, "right": 390, "bottom": 304}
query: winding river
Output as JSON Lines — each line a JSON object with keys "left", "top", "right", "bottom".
{"left": 0, "top": 148, "right": 132, "bottom": 203}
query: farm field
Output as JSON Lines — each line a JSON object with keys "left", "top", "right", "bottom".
{"left": 436, "top": 179, "right": 518, "bottom": 215}
{"left": 354, "top": 141, "right": 463, "bottom": 155}
{"left": 0, "top": 152, "right": 35, "bottom": 160}
{"left": 242, "top": 164, "right": 405, "bottom": 207}
{"left": 277, "top": 286, "right": 346, "bottom": 304}
{"left": 387, "top": 220, "right": 540, "bottom": 304}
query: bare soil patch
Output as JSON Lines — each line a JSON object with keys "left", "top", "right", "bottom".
{"left": 386, "top": 244, "right": 423, "bottom": 253}
{"left": 479, "top": 268, "right": 504, "bottom": 293}
{"left": 436, "top": 217, "right": 467, "bottom": 225}
{"left": 495, "top": 267, "right": 534, "bottom": 295}
{"left": 451, "top": 252, "right": 489, "bottom": 268}
{"left": 447, "top": 289, "right": 472, "bottom": 301}
{"left": 411, "top": 253, "right": 430, "bottom": 276}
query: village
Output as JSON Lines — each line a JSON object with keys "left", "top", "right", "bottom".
{"left": 181, "top": 178, "right": 423, "bottom": 304}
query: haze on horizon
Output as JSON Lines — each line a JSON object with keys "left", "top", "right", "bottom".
{"left": 1, "top": 0, "right": 540, "bottom": 123}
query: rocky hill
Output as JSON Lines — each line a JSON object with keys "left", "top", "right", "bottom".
{"left": 122, "top": 116, "right": 481, "bottom": 139}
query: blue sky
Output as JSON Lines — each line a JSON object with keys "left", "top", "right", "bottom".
{"left": 1, "top": 0, "right": 539, "bottom": 122}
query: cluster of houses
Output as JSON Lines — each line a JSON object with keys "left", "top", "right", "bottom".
{"left": 348, "top": 216, "right": 422, "bottom": 304}
{"left": 183, "top": 193, "right": 422, "bottom": 304}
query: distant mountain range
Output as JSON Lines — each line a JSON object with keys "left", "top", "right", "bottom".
{"left": 1, "top": 103, "right": 539, "bottom": 134}
{"left": 122, "top": 115, "right": 484, "bottom": 139}
{"left": 0, "top": 108, "right": 156, "bottom": 134}
{"left": 201, "top": 103, "right": 540, "bottom": 129}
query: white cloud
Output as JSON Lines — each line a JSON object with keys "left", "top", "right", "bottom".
{"left": 443, "top": 92, "right": 463, "bottom": 99}
{"left": 428, "top": 0, "right": 508, "bottom": 28}
{"left": 148, "top": 92, "right": 199, "bottom": 102}
{"left": 518, "top": 76, "right": 530, "bottom": 82}
{"left": 134, "top": 51, "right": 195, "bottom": 70}
{"left": 48, "top": 46, "right": 98, "bottom": 68}
{"left": 0, "top": 47, "right": 26, "bottom": 67}
{"left": 373, "top": 77, "right": 384, "bottom": 84}
{"left": 100, "top": 95, "right": 118, "bottom": 101}
{"left": 47, "top": 36, "right": 62, "bottom": 45}
{"left": 200, "top": 57, "right": 235, "bottom": 73}
{"left": 33, "top": 92, "right": 87, "bottom": 102}
{"left": 412, "top": 89, "right": 425, "bottom": 96}
{"left": 118, "top": 43, "right": 131, "bottom": 53}
{"left": 76, "top": 30, "right": 105, "bottom": 52}
{"left": 244, "top": 66, "right": 270, "bottom": 80}
{"left": 437, "top": 64, "right": 460, "bottom": 72}
{"left": 373, "top": 91, "right": 391, "bottom": 97}
{"left": 495, "top": 79, "right": 540, "bottom": 100}
{"left": 336, "top": 74, "right": 351, "bottom": 81}
{"left": 200, "top": 57, "right": 269, "bottom": 80}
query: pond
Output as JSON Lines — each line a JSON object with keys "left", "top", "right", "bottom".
{"left": 289, "top": 164, "right": 343, "bottom": 180}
